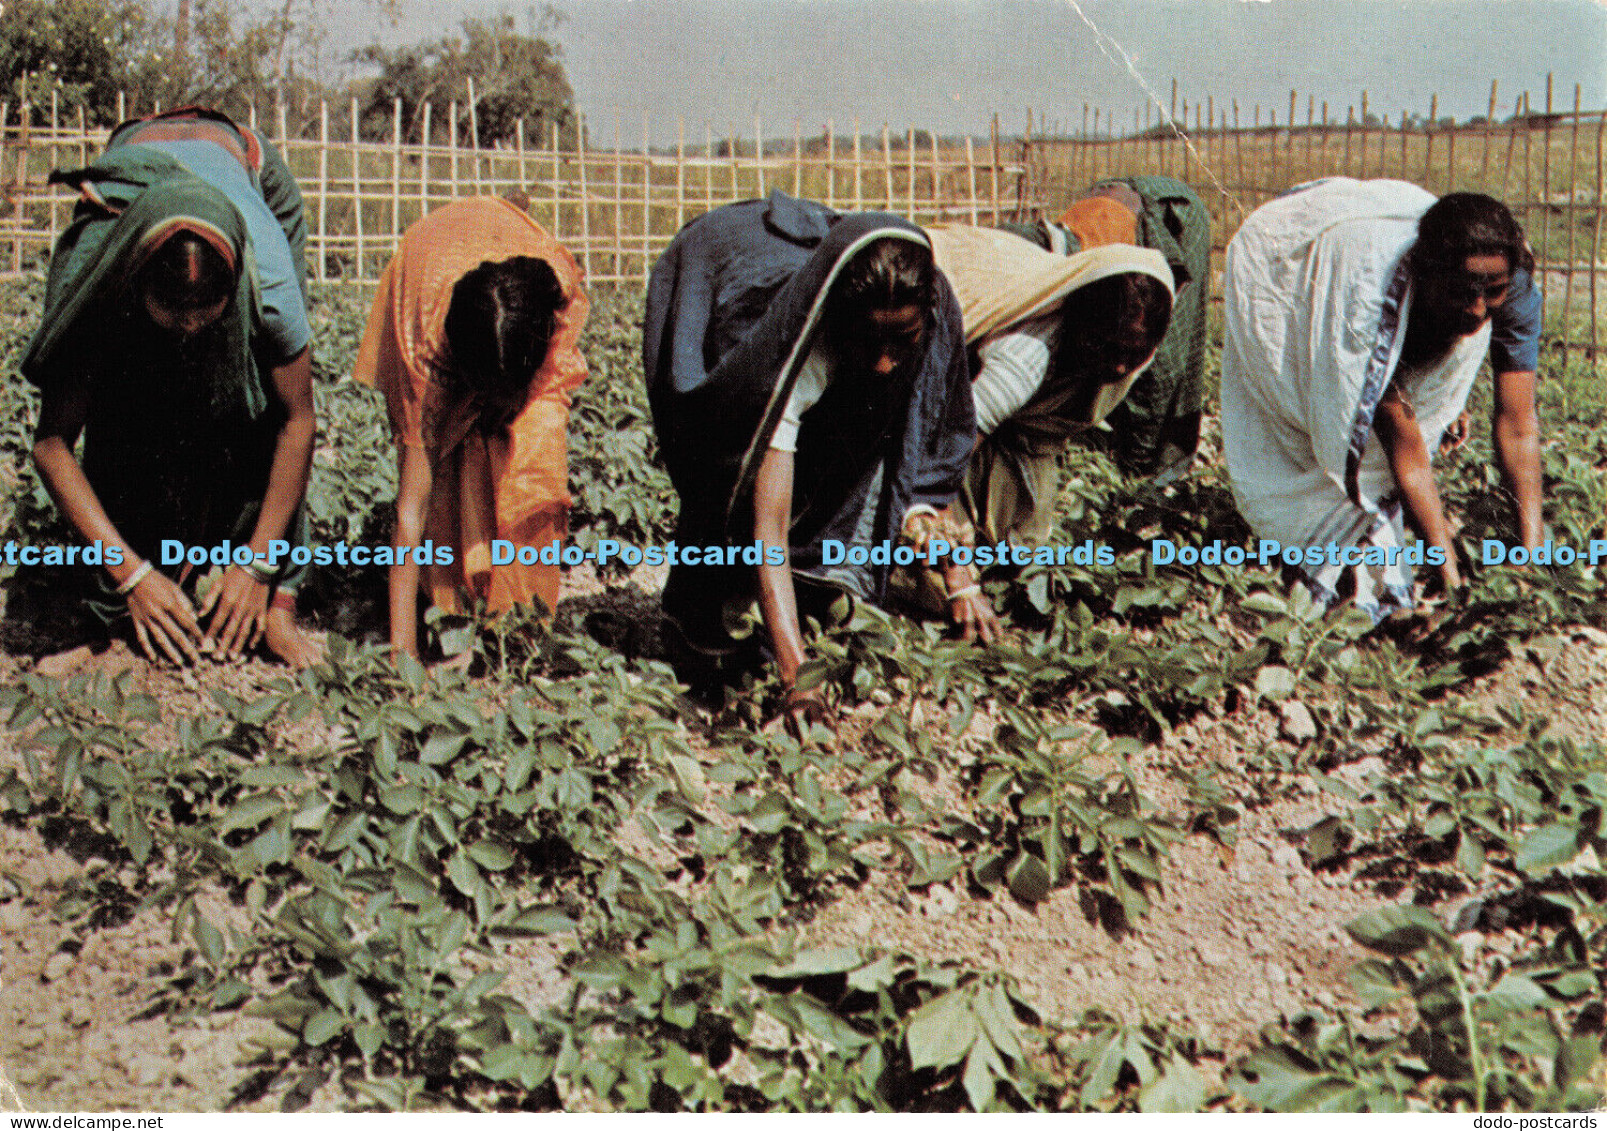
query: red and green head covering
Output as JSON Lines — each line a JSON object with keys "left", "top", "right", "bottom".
{"left": 22, "top": 145, "right": 263, "bottom": 418}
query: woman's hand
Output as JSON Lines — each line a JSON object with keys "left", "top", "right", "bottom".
{"left": 1438, "top": 410, "right": 1471, "bottom": 456}
{"left": 125, "top": 568, "right": 203, "bottom": 665}
{"left": 949, "top": 588, "right": 1002, "bottom": 643}
{"left": 942, "top": 564, "right": 1001, "bottom": 643}
{"left": 784, "top": 685, "right": 832, "bottom": 740}
{"left": 198, "top": 566, "right": 270, "bottom": 659}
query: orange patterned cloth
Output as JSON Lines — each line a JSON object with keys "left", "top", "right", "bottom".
{"left": 352, "top": 197, "right": 589, "bottom": 616}
{"left": 1056, "top": 196, "right": 1139, "bottom": 251}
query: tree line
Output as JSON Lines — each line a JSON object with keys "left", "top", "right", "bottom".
{"left": 1, "top": 0, "right": 580, "bottom": 144}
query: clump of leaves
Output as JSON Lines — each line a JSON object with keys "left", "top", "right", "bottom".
{"left": 945, "top": 710, "right": 1180, "bottom": 925}
{"left": 1230, "top": 904, "right": 1604, "bottom": 1111}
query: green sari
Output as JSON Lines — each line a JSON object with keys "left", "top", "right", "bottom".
{"left": 22, "top": 146, "right": 308, "bottom": 622}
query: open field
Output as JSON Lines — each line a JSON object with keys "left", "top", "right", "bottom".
{"left": 0, "top": 280, "right": 1604, "bottom": 1111}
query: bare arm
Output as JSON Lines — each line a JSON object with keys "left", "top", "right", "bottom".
{"left": 754, "top": 448, "right": 806, "bottom": 685}
{"left": 199, "top": 346, "right": 318, "bottom": 655}
{"left": 753, "top": 447, "right": 828, "bottom": 732}
{"left": 1491, "top": 369, "right": 1542, "bottom": 550}
{"left": 33, "top": 381, "right": 202, "bottom": 663}
{"left": 389, "top": 441, "right": 433, "bottom": 659}
{"left": 1374, "top": 383, "right": 1461, "bottom": 590}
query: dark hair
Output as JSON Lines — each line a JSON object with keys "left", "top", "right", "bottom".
{"left": 827, "top": 236, "right": 936, "bottom": 319}
{"left": 1058, "top": 272, "right": 1171, "bottom": 375}
{"left": 440, "top": 256, "right": 567, "bottom": 403}
{"left": 1411, "top": 193, "right": 1533, "bottom": 277}
{"left": 138, "top": 232, "right": 235, "bottom": 315}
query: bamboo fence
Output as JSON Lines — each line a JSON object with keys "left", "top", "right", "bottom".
{"left": 3, "top": 77, "right": 1605, "bottom": 354}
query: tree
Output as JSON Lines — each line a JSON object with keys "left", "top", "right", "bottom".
{"left": 1, "top": 0, "right": 137, "bottom": 118}
{"left": 355, "top": 9, "right": 579, "bottom": 147}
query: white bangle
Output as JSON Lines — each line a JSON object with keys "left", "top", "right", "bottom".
{"left": 946, "top": 583, "right": 982, "bottom": 602}
{"left": 244, "top": 556, "right": 280, "bottom": 584}
{"left": 115, "top": 559, "right": 154, "bottom": 597}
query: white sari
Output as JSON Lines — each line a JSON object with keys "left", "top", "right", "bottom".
{"left": 1221, "top": 178, "right": 1491, "bottom": 617}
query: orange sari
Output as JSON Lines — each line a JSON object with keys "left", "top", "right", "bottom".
{"left": 1057, "top": 196, "right": 1139, "bottom": 251}
{"left": 353, "top": 197, "right": 589, "bottom": 616}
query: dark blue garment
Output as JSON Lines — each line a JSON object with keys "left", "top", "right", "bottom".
{"left": 1490, "top": 267, "right": 1542, "bottom": 374}
{"left": 644, "top": 191, "right": 974, "bottom": 648}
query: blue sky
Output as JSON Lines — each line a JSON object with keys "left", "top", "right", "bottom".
{"left": 336, "top": 0, "right": 1607, "bottom": 144}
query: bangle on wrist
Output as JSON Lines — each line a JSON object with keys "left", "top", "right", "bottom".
{"left": 244, "top": 556, "right": 280, "bottom": 584}
{"left": 946, "top": 583, "right": 982, "bottom": 602}
{"left": 116, "top": 559, "right": 154, "bottom": 597}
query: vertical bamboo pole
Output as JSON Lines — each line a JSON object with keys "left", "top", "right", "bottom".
{"left": 676, "top": 118, "right": 686, "bottom": 234}
{"left": 881, "top": 124, "right": 894, "bottom": 212}
{"left": 316, "top": 100, "right": 329, "bottom": 281}
{"left": 1344, "top": 106, "right": 1355, "bottom": 176}
{"left": 1481, "top": 80, "right": 1498, "bottom": 191}
{"left": 825, "top": 119, "right": 835, "bottom": 209}
{"left": 277, "top": 99, "right": 288, "bottom": 149}
{"left": 1232, "top": 101, "right": 1244, "bottom": 202}
{"left": 48, "top": 90, "right": 60, "bottom": 240}
{"left": 1177, "top": 100, "right": 1188, "bottom": 182}
{"left": 76, "top": 105, "right": 87, "bottom": 174}
{"left": 1318, "top": 102, "right": 1328, "bottom": 179}
{"left": 1085, "top": 107, "right": 1094, "bottom": 185}
{"left": 551, "top": 122, "right": 561, "bottom": 239}
{"left": 852, "top": 118, "right": 863, "bottom": 212}
{"left": 641, "top": 112, "right": 652, "bottom": 282}
{"left": 1206, "top": 95, "right": 1215, "bottom": 186}
{"left": 990, "top": 113, "right": 1002, "bottom": 224}
{"left": 1, "top": 102, "right": 15, "bottom": 274}
{"left": 1359, "top": 91, "right": 1369, "bottom": 179}
{"left": 1539, "top": 76, "right": 1554, "bottom": 332}
{"left": 610, "top": 111, "right": 623, "bottom": 279}
{"left": 391, "top": 98, "right": 402, "bottom": 247}
{"left": 420, "top": 102, "right": 433, "bottom": 216}
{"left": 448, "top": 100, "right": 460, "bottom": 200}
{"left": 794, "top": 119, "right": 803, "bottom": 199}
{"left": 351, "top": 97, "right": 365, "bottom": 279}
{"left": 613, "top": 110, "right": 624, "bottom": 279}
{"left": 515, "top": 117, "right": 526, "bottom": 206}
{"left": 727, "top": 123, "right": 738, "bottom": 204}
{"left": 1445, "top": 112, "right": 1456, "bottom": 194}
{"left": 906, "top": 128, "right": 917, "bottom": 219}
{"left": 755, "top": 114, "right": 766, "bottom": 198}
{"left": 1590, "top": 109, "right": 1604, "bottom": 355}
{"left": 1170, "top": 79, "right": 1179, "bottom": 176}
{"left": 1423, "top": 94, "right": 1437, "bottom": 190}
{"left": 1398, "top": 106, "right": 1409, "bottom": 181}
{"left": 1303, "top": 93, "right": 1314, "bottom": 182}
{"left": 1500, "top": 95, "right": 1521, "bottom": 198}
{"left": 705, "top": 123, "right": 715, "bottom": 217}
{"left": 1264, "top": 106, "right": 1275, "bottom": 193}
{"left": 1286, "top": 89, "right": 1297, "bottom": 185}
{"left": 965, "top": 135, "right": 979, "bottom": 225}
{"left": 1561, "top": 84, "right": 1581, "bottom": 353}
{"left": 117, "top": 91, "right": 126, "bottom": 123}
{"left": 790, "top": 121, "right": 803, "bottom": 199}
{"left": 467, "top": 79, "right": 483, "bottom": 194}
{"left": 929, "top": 128, "right": 941, "bottom": 221}
{"left": 1519, "top": 93, "right": 1533, "bottom": 226}
{"left": 577, "top": 114, "right": 592, "bottom": 281}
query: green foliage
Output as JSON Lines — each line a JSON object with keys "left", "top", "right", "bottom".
{"left": 354, "top": 11, "right": 578, "bottom": 146}
{"left": 0, "top": 0, "right": 135, "bottom": 116}
{"left": 1231, "top": 903, "right": 1604, "bottom": 1111}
